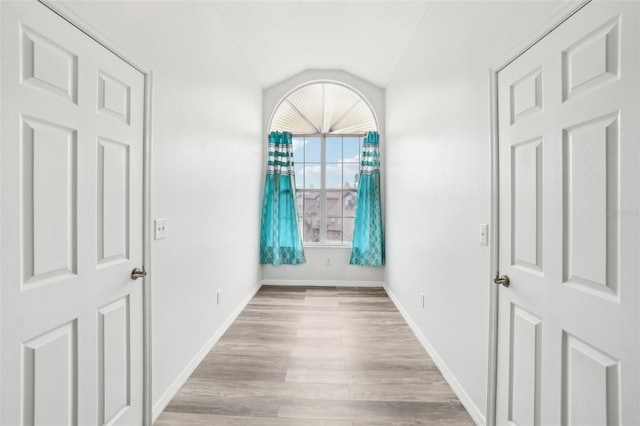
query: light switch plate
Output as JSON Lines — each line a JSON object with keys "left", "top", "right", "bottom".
{"left": 155, "top": 218, "right": 167, "bottom": 240}
{"left": 480, "top": 224, "right": 488, "bottom": 246}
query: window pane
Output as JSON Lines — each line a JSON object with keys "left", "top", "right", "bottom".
{"left": 343, "top": 189, "right": 357, "bottom": 217}
{"left": 302, "top": 218, "right": 320, "bottom": 243}
{"left": 296, "top": 191, "right": 304, "bottom": 213}
{"left": 325, "top": 218, "right": 343, "bottom": 243}
{"left": 326, "top": 163, "right": 342, "bottom": 189}
{"left": 343, "top": 218, "right": 354, "bottom": 244}
{"left": 292, "top": 137, "right": 305, "bottom": 163}
{"left": 294, "top": 164, "right": 304, "bottom": 189}
{"left": 303, "top": 191, "right": 321, "bottom": 217}
{"left": 343, "top": 137, "right": 360, "bottom": 161}
{"left": 326, "top": 137, "right": 342, "bottom": 163}
{"left": 343, "top": 163, "right": 359, "bottom": 189}
{"left": 305, "top": 163, "right": 321, "bottom": 188}
{"left": 290, "top": 134, "right": 371, "bottom": 246}
{"left": 305, "top": 137, "right": 321, "bottom": 162}
{"left": 298, "top": 218, "right": 303, "bottom": 241}
{"left": 325, "top": 191, "right": 343, "bottom": 217}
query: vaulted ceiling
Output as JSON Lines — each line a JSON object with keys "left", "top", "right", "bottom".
{"left": 213, "top": 1, "right": 431, "bottom": 89}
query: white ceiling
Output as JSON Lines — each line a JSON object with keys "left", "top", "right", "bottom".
{"left": 213, "top": 1, "right": 431, "bottom": 89}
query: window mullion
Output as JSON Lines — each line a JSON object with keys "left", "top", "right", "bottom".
{"left": 320, "top": 134, "right": 326, "bottom": 245}
{"left": 341, "top": 136, "right": 345, "bottom": 244}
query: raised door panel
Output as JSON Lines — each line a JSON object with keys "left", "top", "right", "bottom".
{"left": 562, "top": 17, "right": 619, "bottom": 101}
{"left": 562, "top": 333, "right": 619, "bottom": 426}
{"left": 508, "top": 305, "right": 542, "bottom": 426}
{"left": 22, "top": 321, "right": 78, "bottom": 426}
{"left": 98, "top": 297, "right": 131, "bottom": 425}
{"left": 98, "top": 72, "right": 131, "bottom": 124}
{"left": 97, "top": 138, "right": 130, "bottom": 266}
{"left": 21, "top": 25, "right": 78, "bottom": 104}
{"left": 21, "top": 116, "right": 77, "bottom": 287}
{"left": 562, "top": 114, "right": 618, "bottom": 300}
{"left": 511, "top": 137, "right": 543, "bottom": 274}
{"left": 510, "top": 67, "right": 543, "bottom": 125}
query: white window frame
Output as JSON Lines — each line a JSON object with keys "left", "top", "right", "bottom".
{"left": 294, "top": 133, "right": 364, "bottom": 247}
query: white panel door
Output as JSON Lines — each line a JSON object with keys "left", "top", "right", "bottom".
{"left": 0, "top": 1, "right": 145, "bottom": 425}
{"left": 496, "top": 1, "right": 639, "bottom": 425}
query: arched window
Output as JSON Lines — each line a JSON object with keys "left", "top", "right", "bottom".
{"left": 270, "top": 82, "right": 377, "bottom": 134}
{"left": 270, "top": 82, "right": 378, "bottom": 245}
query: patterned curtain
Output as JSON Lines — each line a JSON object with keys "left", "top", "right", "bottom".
{"left": 260, "top": 131, "right": 306, "bottom": 266}
{"left": 350, "top": 131, "right": 384, "bottom": 266}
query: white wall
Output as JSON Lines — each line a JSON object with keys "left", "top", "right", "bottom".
{"left": 385, "top": 1, "right": 561, "bottom": 423}
{"left": 262, "top": 70, "right": 385, "bottom": 286}
{"left": 65, "top": 0, "right": 263, "bottom": 418}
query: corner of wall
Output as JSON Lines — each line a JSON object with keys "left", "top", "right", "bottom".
{"left": 152, "top": 282, "right": 262, "bottom": 422}
{"left": 384, "top": 283, "right": 486, "bottom": 426}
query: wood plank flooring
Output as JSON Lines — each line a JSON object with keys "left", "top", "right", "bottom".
{"left": 155, "top": 286, "right": 474, "bottom": 425}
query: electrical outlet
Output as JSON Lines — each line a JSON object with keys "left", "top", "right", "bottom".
{"left": 420, "top": 292, "right": 425, "bottom": 308}
{"left": 325, "top": 257, "right": 332, "bottom": 266}
{"left": 217, "top": 290, "right": 221, "bottom": 305}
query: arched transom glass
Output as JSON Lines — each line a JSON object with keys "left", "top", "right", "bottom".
{"left": 270, "top": 82, "right": 377, "bottom": 135}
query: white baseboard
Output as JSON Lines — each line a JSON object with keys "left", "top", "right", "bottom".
{"left": 384, "top": 284, "right": 486, "bottom": 426}
{"left": 261, "top": 279, "right": 384, "bottom": 287}
{"left": 152, "top": 282, "right": 262, "bottom": 422}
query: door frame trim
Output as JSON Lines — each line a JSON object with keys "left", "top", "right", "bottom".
{"left": 486, "top": 1, "right": 590, "bottom": 425}
{"left": 36, "top": 1, "right": 154, "bottom": 425}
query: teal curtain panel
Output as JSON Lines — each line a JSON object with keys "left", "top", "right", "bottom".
{"left": 260, "top": 131, "right": 306, "bottom": 266}
{"left": 350, "top": 131, "right": 385, "bottom": 266}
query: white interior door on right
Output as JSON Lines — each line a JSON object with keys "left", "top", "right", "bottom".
{"left": 496, "top": 1, "right": 639, "bottom": 425}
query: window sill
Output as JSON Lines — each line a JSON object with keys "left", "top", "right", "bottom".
{"left": 303, "top": 244, "right": 352, "bottom": 249}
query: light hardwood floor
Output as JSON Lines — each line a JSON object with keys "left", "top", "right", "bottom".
{"left": 155, "top": 286, "right": 474, "bottom": 425}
